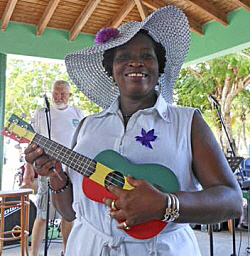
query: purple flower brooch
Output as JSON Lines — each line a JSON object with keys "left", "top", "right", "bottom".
{"left": 135, "top": 128, "right": 157, "bottom": 149}
{"left": 95, "top": 27, "right": 120, "bottom": 44}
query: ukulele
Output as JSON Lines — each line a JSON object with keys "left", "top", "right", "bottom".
{"left": 2, "top": 114, "right": 179, "bottom": 239}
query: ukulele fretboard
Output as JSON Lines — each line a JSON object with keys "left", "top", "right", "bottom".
{"left": 33, "top": 134, "right": 97, "bottom": 177}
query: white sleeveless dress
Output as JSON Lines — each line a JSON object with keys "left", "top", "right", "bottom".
{"left": 66, "top": 94, "right": 202, "bottom": 256}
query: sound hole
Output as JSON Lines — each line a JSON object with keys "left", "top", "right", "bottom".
{"left": 105, "top": 171, "right": 125, "bottom": 188}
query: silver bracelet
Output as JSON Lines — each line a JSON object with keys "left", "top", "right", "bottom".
{"left": 171, "top": 194, "right": 180, "bottom": 220}
{"left": 162, "top": 193, "right": 180, "bottom": 222}
{"left": 48, "top": 172, "right": 70, "bottom": 194}
{"left": 162, "top": 194, "right": 172, "bottom": 222}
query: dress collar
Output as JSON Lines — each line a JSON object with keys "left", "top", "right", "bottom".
{"left": 96, "top": 94, "right": 171, "bottom": 123}
{"left": 153, "top": 94, "right": 171, "bottom": 123}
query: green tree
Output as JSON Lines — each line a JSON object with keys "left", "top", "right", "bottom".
{"left": 175, "top": 50, "right": 250, "bottom": 154}
{"left": 5, "top": 58, "right": 102, "bottom": 122}
{"left": 231, "top": 90, "right": 250, "bottom": 153}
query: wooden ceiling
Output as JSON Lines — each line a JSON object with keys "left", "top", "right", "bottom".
{"left": 0, "top": 0, "right": 250, "bottom": 41}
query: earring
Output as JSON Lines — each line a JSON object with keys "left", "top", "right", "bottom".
{"left": 112, "top": 81, "right": 116, "bottom": 92}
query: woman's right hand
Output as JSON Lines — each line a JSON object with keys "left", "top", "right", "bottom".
{"left": 25, "top": 143, "right": 75, "bottom": 220}
{"left": 24, "top": 143, "right": 61, "bottom": 178}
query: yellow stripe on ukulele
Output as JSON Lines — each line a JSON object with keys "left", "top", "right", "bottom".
{"left": 91, "top": 162, "right": 133, "bottom": 190}
{"left": 90, "top": 162, "right": 111, "bottom": 187}
{"left": 9, "top": 123, "right": 35, "bottom": 142}
{"left": 123, "top": 177, "right": 133, "bottom": 190}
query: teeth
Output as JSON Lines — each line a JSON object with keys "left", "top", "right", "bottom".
{"left": 127, "top": 73, "right": 146, "bottom": 77}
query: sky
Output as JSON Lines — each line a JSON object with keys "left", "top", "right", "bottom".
{"left": 7, "top": 54, "right": 65, "bottom": 64}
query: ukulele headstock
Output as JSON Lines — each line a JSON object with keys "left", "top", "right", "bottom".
{"left": 2, "top": 114, "right": 35, "bottom": 144}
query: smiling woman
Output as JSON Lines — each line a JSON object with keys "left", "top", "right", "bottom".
{"left": 24, "top": 5, "right": 243, "bottom": 256}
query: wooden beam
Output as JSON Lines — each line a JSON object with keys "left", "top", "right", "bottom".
{"left": 184, "top": 0, "right": 228, "bottom": 26}
{"left": 141, "top": 0, "right": 159, "bottom": 11}
{"left": 135, "top": 0, "right": 149, "bottom": 20}
{"left": 141, "top": 0, "right": 203, "bottom": 35}
{"left": 37, "top": 0, "right": 61, "bottom": 36}
{"left": 233, "top": 0, "right": 250, "bottom": 11}
{"left": 107, "top": 0, "right": 136, "bottom": 28}
{"left": 70, "top": 0, "right": 101, "bottom": 41}
{"left": 188, "top": 17, "right": 203, "bottom": 35}
{"left": 1, "top": 0, "right": 18, "bottom": 32}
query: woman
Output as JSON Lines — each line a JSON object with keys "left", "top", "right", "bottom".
{"left": 25, "top": 6, "right": 242, "bottom": 256}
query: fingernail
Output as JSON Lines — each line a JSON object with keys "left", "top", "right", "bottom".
{"left": 32, "top": 144, "right": 36, "bottom": 149}
{"left": 36, "top": 148, "right": 42, "bottom": 154}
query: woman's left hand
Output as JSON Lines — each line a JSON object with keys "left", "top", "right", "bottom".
{"left": 103, "top": 175, "right": 167, "bottom": 229}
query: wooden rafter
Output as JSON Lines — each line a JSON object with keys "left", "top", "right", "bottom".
{"left": 188, "top": 18, "right": 203, "bottom": 35}
{"left": 233, "top": 0, "right": 250, "bottom": 11}
{"left": 70, "top": 0, "right": 102, "bottom": 41}
{"left": 1, "top": 0, "right": 18, "bottom": 32}
{"left": 37, "top": 0, "right": 61, "bottom": 36}
{"left": 135, "top": 0, "right": 149, "bottom": 20}
{"left": 107, "top": 0, "right": 136, "bottom": 28}
{"left": 141, "top": 0, "right": 158, "bottom": 10}
{"left": 184, "top": 0, "right": 228, "bottom": 26}
{"left": 142, "top": 0, "right": 203, "bottom": 35}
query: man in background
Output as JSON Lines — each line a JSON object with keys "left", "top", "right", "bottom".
{"left": 24, "top": 80, "right": 84, "bottom": 256}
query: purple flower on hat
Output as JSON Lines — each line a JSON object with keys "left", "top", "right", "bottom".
{"left": 135, "top": 128, "right": 157, "bottom": 149}
{"left": 95, "top": 27, "right": 120, "bottom": 44}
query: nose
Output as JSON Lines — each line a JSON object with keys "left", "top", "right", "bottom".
{"left": 54, "top": 94, "right": 62, "bottom": 101}
{"left": 128, "top": 58, "right": 144, "bottom": 67}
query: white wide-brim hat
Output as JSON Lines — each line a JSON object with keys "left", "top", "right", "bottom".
{"left": 65, "top": 5, "right": 190, "bottom": 109}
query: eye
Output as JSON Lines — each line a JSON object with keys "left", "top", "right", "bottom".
{"left": 115, "top": 53, "right": 130, "bottom": 61}
{"left": 141, "top": 52, "right": 155, "bottom": 59}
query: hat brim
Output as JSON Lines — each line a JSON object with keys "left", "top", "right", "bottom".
{"left": 65, "top": 5, "right": 190, "bottom": 109}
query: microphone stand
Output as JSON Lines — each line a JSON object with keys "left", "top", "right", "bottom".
{"left": 213, "top": 101, "right": 237, "bottom": 256}
{"left": 44, "top": 102, "right": 51, "bottom": 256}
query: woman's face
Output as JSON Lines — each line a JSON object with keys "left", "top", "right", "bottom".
{"left": 112, "top": 33, "right": 159, "bottom": 99}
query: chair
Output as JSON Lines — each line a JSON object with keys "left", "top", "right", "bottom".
{"left": 0, "top": 189, "right": 33, "bottom": 256}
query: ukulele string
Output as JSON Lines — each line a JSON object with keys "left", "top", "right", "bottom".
{"left": 34, "top": 135, "right": 127, "bottom": 188}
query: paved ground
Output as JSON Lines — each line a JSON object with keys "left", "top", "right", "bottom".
{"left": 196, "top": 227, "right": 250, "bottom": 256}
{"left": 2, "top": 226, "right": 250, "bottom": 256}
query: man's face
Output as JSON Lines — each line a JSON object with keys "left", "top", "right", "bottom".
{"left": 52, "top": 84, "right": 71, "bottom": 110}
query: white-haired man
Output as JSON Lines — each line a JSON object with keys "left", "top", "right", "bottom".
{"left": 24, "top": 80, "right": 84, "bottom": 256}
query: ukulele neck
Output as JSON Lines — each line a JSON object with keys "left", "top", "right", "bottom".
{"left": 33, "top": 133, "right": 97, "bottom": 177}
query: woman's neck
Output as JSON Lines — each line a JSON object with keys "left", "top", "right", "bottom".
{"left": 119, "top": 92, "right": 157, "bottom": 117}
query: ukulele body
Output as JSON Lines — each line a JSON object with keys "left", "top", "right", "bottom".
{"left": 83, "top": 149, "right": 179, "bottom": 239}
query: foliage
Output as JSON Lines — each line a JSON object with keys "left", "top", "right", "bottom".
{"left": 231, "top": 89, "right": 250, "bottom": 151}
{"left": 175, "top": 49, "right": 250, "bottom": 154}
{"left": 175, "top": 52, "right": 250, "bottom": 108}
{"left": 5, "top": 58, "right": 102, "bottom": 121}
